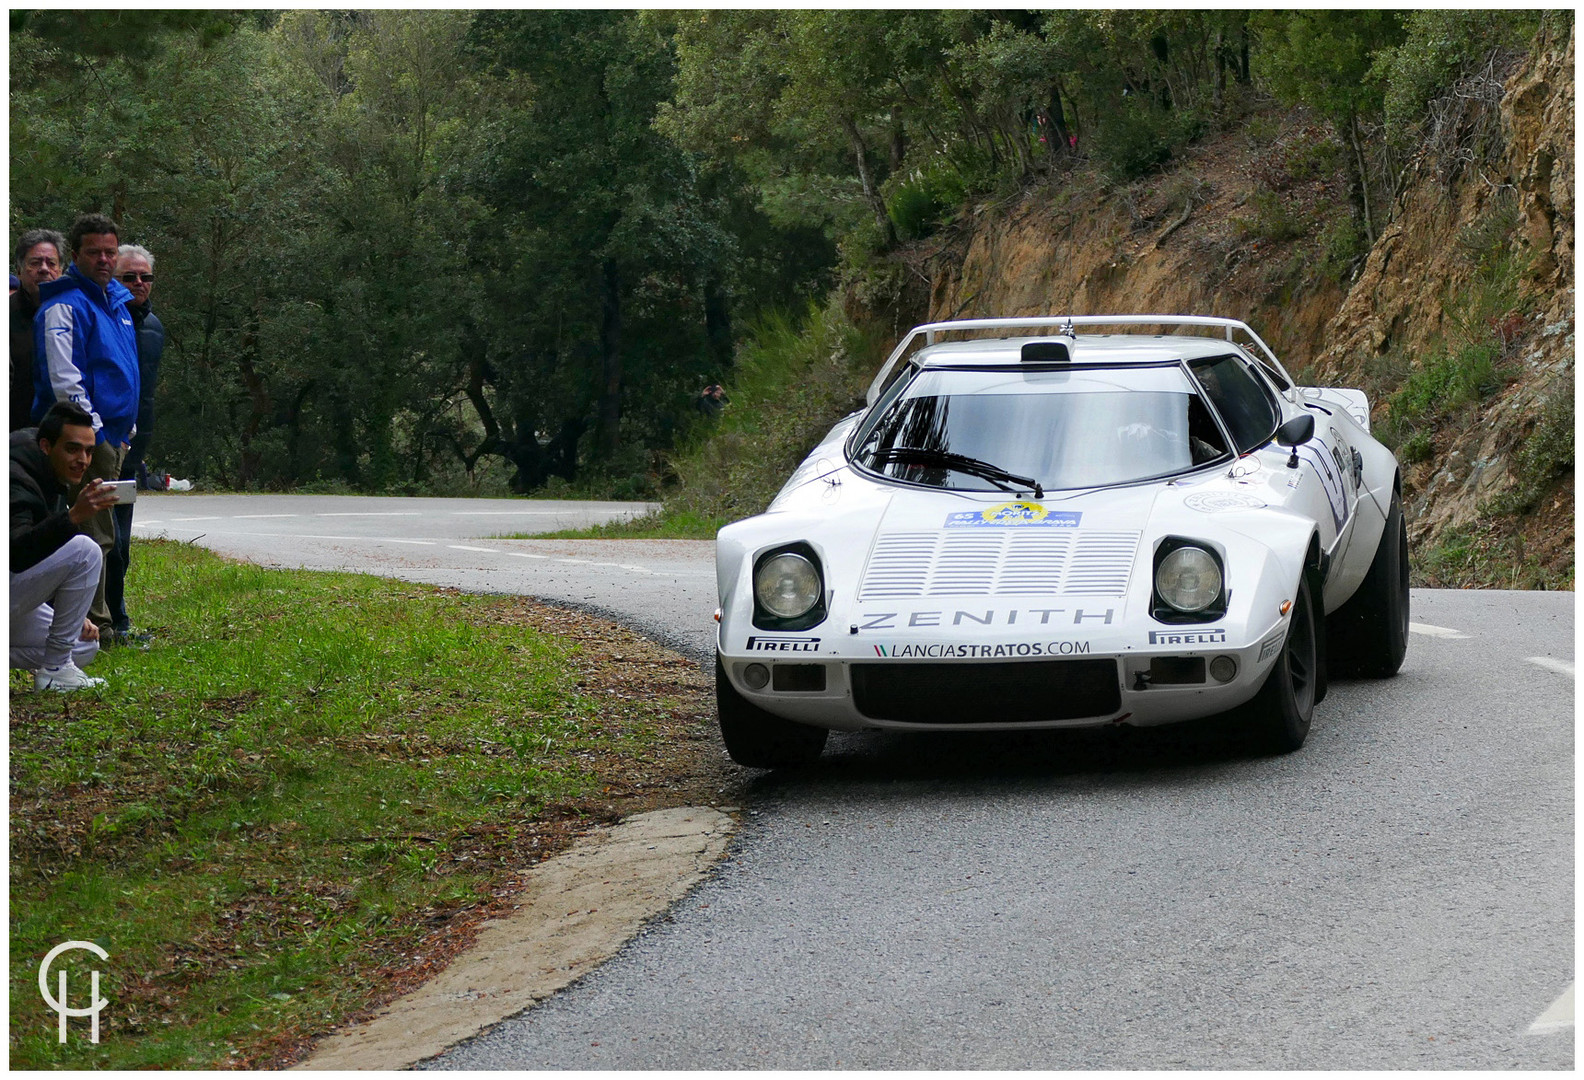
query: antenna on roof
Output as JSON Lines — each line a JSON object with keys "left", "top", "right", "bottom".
{"left": 1057, "top": 317, "right": 1076, "bottom": 338}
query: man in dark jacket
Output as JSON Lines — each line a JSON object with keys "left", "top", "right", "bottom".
{"left": 10, "top": 401, "right": 120, "bottom": 690}
{"left": 33, "top": 212, "right": 140, "bottom": 636}
{"left": 10, "top": 228, "right": 66, "bottom": 431}
{"left": 106, "top": 243, "right": 167, "bottom": 645}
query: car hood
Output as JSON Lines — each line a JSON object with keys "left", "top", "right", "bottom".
{"left": 724, "top": 458, "right": 1313, "bottom": 629}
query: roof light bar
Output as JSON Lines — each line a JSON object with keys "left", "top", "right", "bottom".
{"left": 867, "top": 315, "right": 1293, "bottom": 405}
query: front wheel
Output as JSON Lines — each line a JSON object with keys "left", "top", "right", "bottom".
{"left": 1238, "top": 574, "right": 1318, "bottom": 754}
{"left": 716, "top": 656, "right": 828, "bottom": 768}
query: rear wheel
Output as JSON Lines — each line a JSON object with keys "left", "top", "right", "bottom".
{"left": 1327, "top": 489, "right": 1410, "bottom": 678}
{"left": 716, "top": 655, "right": 828, "bottom": 768}
{"left": 1240, "top": 575, "right": 1318, "bottom": 754}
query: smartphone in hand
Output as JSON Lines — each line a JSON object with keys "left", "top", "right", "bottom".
{"left": 104, "top": 479, "right": 137, "bottom": 504}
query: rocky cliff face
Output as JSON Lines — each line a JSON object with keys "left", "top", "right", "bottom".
{"left": 1312, "top": 25, "right": 1573, "bottom": 580}
{"left": 905, "top": 25, "right": 1573, "bottom": 587}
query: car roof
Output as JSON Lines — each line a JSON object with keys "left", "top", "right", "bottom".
{"left": 911, "top": 333, "right": 1245, "bottom": 369}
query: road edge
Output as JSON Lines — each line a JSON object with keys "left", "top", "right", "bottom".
{"left": 292, "top": 805, "right": 736, "bottom": 1071}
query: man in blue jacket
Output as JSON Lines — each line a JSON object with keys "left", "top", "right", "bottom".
{"left": 32, "top": 212, "right": 140, "bottom": 636}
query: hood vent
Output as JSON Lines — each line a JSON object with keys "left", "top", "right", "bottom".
{"left": 858, "top": 529, "right": 1140, "bottom": 600}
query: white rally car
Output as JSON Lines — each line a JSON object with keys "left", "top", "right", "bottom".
{"left": 714, "top": 316, "right": 1409, "bottom": 766}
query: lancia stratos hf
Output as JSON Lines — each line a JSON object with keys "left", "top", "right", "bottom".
{"left": 713, "top": 316, "right": 1408, "bottom": 766}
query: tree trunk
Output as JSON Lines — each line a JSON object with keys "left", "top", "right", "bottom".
{"left": 1349, "top": 112, "right": 1376, "bottom": 247}
{"left": 1214, "top": 28, "right": 1225, "bottom": 109}
{"left": 1045, "top": 83, "right": 1073, "bottom": 153}
{"left": 889, "top": 105, "right": 906, "bottom": 174}
{"left": 596, "top": 257, "right": 622, "bottom": 457}
{"left": 703, "top": 277, "right": 732, "bottom": 370}
{"left": 841, "top": 113, "right": 896, "bottom": 246}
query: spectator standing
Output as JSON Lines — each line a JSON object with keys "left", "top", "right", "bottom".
{"left": 695, "top": 383, "right": 728, "bottom": 419}
{"left": 10, "top": 402, "right": 119, "bottom": 689}
{"left": 105, "top": 244, "right": 165, "bottom": 645}
{"left": 10, "top": 228, "right": 66, "bottom": 431}
{"left": 32, "top": 213, "right": 140, "bottom": 636}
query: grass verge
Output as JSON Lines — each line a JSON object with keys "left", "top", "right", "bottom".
{"left": 9, "top": 539, "right": 737, "bottom": 1068}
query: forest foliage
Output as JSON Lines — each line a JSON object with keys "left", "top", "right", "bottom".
{"left": 8, "top": 9, "right": 1561, "bottom": 495}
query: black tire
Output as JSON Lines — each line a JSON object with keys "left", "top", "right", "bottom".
{"left": 1240, "top": 574, "right": 1318, "bottom": 754}
{"left": 1326, "top": 489, "right": 1410, "bottom": 678}
{"left": 715, "top": 655, "right": 828, "bottom": 768}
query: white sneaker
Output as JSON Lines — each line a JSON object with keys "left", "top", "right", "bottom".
{"left": 34, "top": 662, "right": 107, "bottom": 692}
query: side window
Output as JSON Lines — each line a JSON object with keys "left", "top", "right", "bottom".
{"left": 851, "top": 362, "right": 918, "bottom": 456}
{"left": 1189, "top": 355, "right": 1279, "bottom": 454}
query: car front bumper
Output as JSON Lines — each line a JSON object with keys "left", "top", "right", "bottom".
{"left": 717, "top": 619, "right": 1290, "bottom": 733}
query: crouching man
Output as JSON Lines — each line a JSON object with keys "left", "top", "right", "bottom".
{"left": 11, "top": 401, "right": 120, "bottom": 690}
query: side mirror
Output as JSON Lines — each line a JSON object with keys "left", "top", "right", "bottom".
{"left": 1275, "top": 413, "right": 1315, "bottom": 468}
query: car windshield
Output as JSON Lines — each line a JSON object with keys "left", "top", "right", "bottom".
{"left": 852, "top": 364, "right": 1231, "bottom": 491}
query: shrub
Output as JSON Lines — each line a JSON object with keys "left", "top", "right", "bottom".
{"left": 1389, "top": 342, "right": 1502, "bottom": 423}
{"left": 1233, "top": 186, "right": 1309, "bottom": 242}
{"left": 1092, "top": 99, "right": 1193, "bottom": 184}
{"left": 1319, "top": 214, "right": 1368, "bottom": 282}
{"left": 1375, "top": 10, "right": 1546, "bottom": 136}
{"left": 1486, "top": 378, "right": 1574, "bottom": 515}
{"left": 885, "top": 160, "right": 968, "bottom": 241}
{"left": 1398, "top": 429, "right": 1434, "bottom": 464}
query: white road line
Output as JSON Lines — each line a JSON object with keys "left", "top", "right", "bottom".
{"left": 233, "top": 514, "right": 300, "bottom": 519}
{"left": 557, "top": 558, "right": 594, "bottom": 564}
{"left": 166, "top": 515, "right": 224, "bottom": 522}
{"left": 316, "top": 512, "right": 422, "bottom": 517}
{"left": 1524, "top": 656, "right": 1575, "bottom": 678}
{"left": 505, "top": 553, "right": 549, "bottom": 560}
{"left": 449, "top": 511, "right": 574, "bottom": 516}
{"left": 139, "top": 526, "right": 441, "bottom": 545}
{"left": 449, "top": 545, "right": 500, "bottom": 553}
{"left": 1409, "top": 622, "right": 1470, "bottom": 639}
{"left": 1528, "top": 983, "right": 1573, "bottom": 1035}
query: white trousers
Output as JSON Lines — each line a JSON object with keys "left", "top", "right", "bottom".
{"left": 10, "top": 533, "right": 102, "bottom": 670}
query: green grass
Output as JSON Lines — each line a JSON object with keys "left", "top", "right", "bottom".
{"left": 1416, "top": 522, "right": 1573, "bottom": 590}
{"left": 9, "top": 540, "right": 713, "bottom": 1068}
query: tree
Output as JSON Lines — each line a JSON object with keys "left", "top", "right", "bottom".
{"left": 1254, "top": 11, "right": 1406, "bottom": 243}
{"left": 465, "top": 11, "right": 733, "bottom": 469}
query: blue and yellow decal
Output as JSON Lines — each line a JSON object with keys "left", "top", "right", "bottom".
{"left": 944, "top": 501, "right": 1081, "bottom": 528}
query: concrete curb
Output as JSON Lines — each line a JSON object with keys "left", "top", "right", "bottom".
{"left": 294, "top": 806, "right": 736, "bottom": 1070}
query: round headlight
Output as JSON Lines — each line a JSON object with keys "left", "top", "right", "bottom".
{"left": 755, "top": 552, "right": 822, "bottom": 619}
{"left": 1156, "top": 546, "right": 1222, "bottom": 613}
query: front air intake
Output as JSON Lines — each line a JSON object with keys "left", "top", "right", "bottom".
{"left": 850, "top": 658, "right": 1119, "bottom": 723}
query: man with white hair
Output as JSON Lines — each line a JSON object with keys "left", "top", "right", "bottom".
{"left": 105, "top": 242, "right": 167, "bottom": 646}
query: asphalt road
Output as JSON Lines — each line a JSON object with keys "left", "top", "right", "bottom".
{"left": 134, "top": 493, "right": 1573, "bottom": 1068}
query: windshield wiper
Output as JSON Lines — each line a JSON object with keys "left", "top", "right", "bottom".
{"left": 869, "top": 446, "right": 1044, "bottom": 499}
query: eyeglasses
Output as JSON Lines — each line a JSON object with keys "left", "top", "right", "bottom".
{"left": 118, "top": 273, "right": 155, "bottom": 283}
